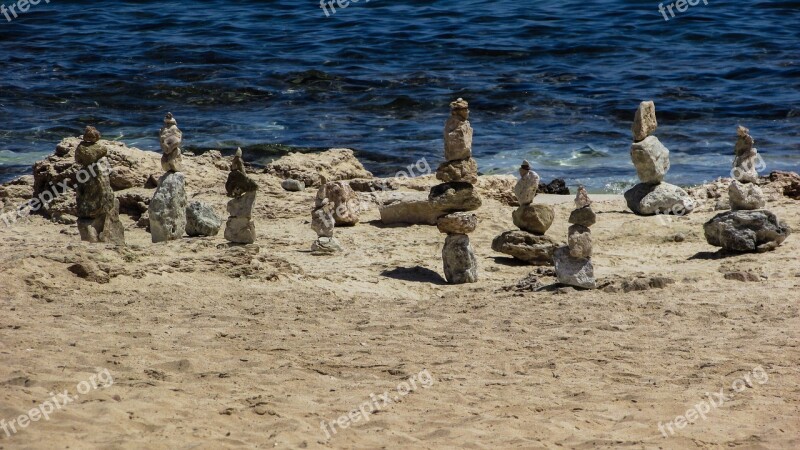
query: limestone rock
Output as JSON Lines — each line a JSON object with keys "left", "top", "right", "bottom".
{"left": 226, "top": 191, "right": 256, "bottom": 218}
{"left": 444, "top": 98, "right": 472, "bottom": 161}
{"left": 312, "top": 236, "right": 342, "bottom": 255}
{"left": 554, "top": 246, "right": 596, "bottom": 289}
{"left": 512, "top": 204, "right": 555, "bottom": 235}
{"left": 324, "top": 181, "right": 360, "bottom": 226}
{"left": 429, "top": 182, "right": 482, "bottom": 213}
{"left": 311, "top": 201, "right": 335, "bottom": 238}
{"left": 632, "top": 101, "right": 657, "bottom": 142}
{"left": 729, "top": 180, "right": 766, "bottom": 211}
{"left": 568, "top": 207, "right": 596, "bottom": 227}
{"left": 281, "top": 179, "right": 305, "bottom": 192}
{"left": 568, "top": 225, "right": 592, "bottom": 258}
{"left": 514, "top": 162, "right": 540, "bottom": 206}
{"left": 631, "top": 136, "right": 670, "bottom": 184}
{"left": 442, "top": 234, "right": 478, "bottom": 284}
{"left": 265, "top": 148, "right": 372, "bottom": 188}
{"left": 733, "top": 126, "right": 759, "bottom": 183}
{"left": 225, "top": 216, "right": 256, "bottom": 244}
{"left": 624, "top": 182, "right": 695, "bottom": 216}
{"left": 149, "top": 172, "right": 187, "bottom": 243}
{"left": 160, "top": 113, "right": 183, "bottom": 172}
{"left": 436, "top": 158, "right": 478, "bottom": 184}
{"left": 574, "top": 185, "right": 592, "bottom": 209}
{"left": 186, "top": 201, "right": 222, "bottom": 237}
{"left": 704, "top": 210, "right": 791, "bottom": 253}
{"left": 349, "top": 178, "right": 398, "bottom": 193}
{"left": 491, "top": 231, "right": 559, "bottom": 265}
{"left": 437, "top": 212, "right": 478, "bottom": 235}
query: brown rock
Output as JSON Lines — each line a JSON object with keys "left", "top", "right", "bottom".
{"left": 436, "top": 158, "right": 478, "bottom": 184}
{"left": 512, "top": 204, "right": 554, "bottom": 235}
{"left": 632, "top": 101, "right": 657, "bottom": 142}
{"left": 265, "top": 148, "right": 372, "bottom": 188}
{"left": 437, "top": 212, "right": 478, "bottom": 235}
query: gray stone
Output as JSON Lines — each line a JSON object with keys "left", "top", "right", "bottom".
{"left": 554, "top": 246, "right": 596, "bottom": 289}
{"left": 312, "top": 236, "right": 342, "bottom": 255}
{"left": 149, "top": 172, "right": 187, "bottom": 243}
{"left": 491, "top": 231, "right": 559, "bottom": 265}
{"left": 624, "top": 182, "right": 695, "bottom": 216}
{"left": 514, "top": 169, "right": 540, "bottom": 206}
{"left": 437, "top": 212, "right": 478, "bottom": 235}
{"left": 632, "top": 101, "right": 658, "bottom": 142}
{"left": 631, "top": 136, "right": 670, "bottom": 184}
{"left": 442, "top": 234, "right": 478, "bottom": 284}
{"left": 311, "top": 202, "right": 335, "bottom": 238}
{"left": 226, "top": 191, "right": 256, "bottom": 218}
{"left": 729, "top": 180, "right": 766, "bottom": 211}
{"left": 704, "top": 210, "right": 791, "bottom": 253}
{"left": 436, "top": 158, "right": 478, "bottom": 184}
{"left": 568, "top": 206, "right": 596, "bottom": 227}
{"left": 224, "top": 216, "right": 256, "bottom": 244}
{"left": 512, "top": 204, "right": 555, "bottom": 235}
{"left": 281, "top": 179, "right": 305, "bottom": 192}
{"left": 568, "top": 225, "right": 592, "bottom": 258}
{"left": 186, "top": 201, "right": 222, "bottom": 237}
{"left": 75, "top": 160, "right": 115, "bottom": 219}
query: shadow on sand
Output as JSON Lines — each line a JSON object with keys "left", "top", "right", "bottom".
{"left": 381, "top": 266, "right": 447, "bottom": 285}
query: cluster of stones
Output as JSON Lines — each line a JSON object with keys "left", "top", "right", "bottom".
{"left": 149, "top": 113, "right": 188, "bottom": 243}
{"left": 75, "top": 126, "right": 125, "bottom": 245}
{"left": 491, "top": 161, "right": 559, "bottom": 265}
{"left": 704, "top": 127, "right": 791, "bottom": 252}
{"left": 436, "top": 99, "right": 481, "bottom": 283}
{"left": 224, "top": 148, "right": 258, "bottom": 244}
{"left": 309, "top": 176, "right": 361, "bottom": 255}
{"left": 624, "top": 101, "right": 694, "bottom": 216}
{"left": 554, "top": 186, "right": 597, "bottom": 289}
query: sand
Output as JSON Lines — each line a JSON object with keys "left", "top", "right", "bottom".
{"left": 1, "top": 153, "right": 799, "bottom": 449}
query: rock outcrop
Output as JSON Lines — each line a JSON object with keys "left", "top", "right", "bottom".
{"left": 265, "top": 148, "right": 372, "bottom": 188}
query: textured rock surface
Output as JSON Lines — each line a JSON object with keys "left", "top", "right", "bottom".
{"left": 512, "top": 204, "right": 555, "bottom": 235}
{"left": 729, "top": 180, "right": 766, "bottom": 211}
{"left": 436, "top": 158, "right": 478, "bottom": 184}
{"left": 491, "top": 231, "right": 559, "bottom": 265}
{"left": 704, "top": 210, "right": 791, "bottom": 252}
{"left": 281, "top": 179, "right": 305, "bottom": 192}
{"left": 429, "top": 182, "right": 482, "bottom": 212}
{"left": 185, "top": 201, "right": 222, "bottom": 237}
{"left": 149, "top": 172, "right": 187, "bottom": 243}
{"left": 554, "top": 246, "right": 596, "bottom": 289}
{"left": 159, "top": 113, "right": 183, "bottom": 173}
{"left": 630, "top": 136, "right": 670, "bottom": 184}
{"left": 311, "top": 236, "right": 342, "bottom": 255}
{"left": 568, "top": 225, "right": 592, "bottom": 258}
{"left": 514, "top": 163, "right": 540, "bottom": 206}
{"left": 568, "top": 207, "right": 596, "bottom": 227}
{"left": 437, "top": 212, "right": 478, "bottom": 235}
{"left": 444, "top": 98, "right": 473, "bottom": 162}
{"left": 442, "top": 234, "right": 478, "bottom": 284}
{"left": 323, "top": 181, "right": 360, "bottom": 226}
{"left": 624, "top": 182, "right": 695, "bottom": 216}
{"left": 224, "top": 216, "right": 256, "bottom": 244}
{"left": 311, "top": 201, "right": 335, "bottom": 238}
{"left": 631, "top": 101, "right": 657, "bottom": 142}
{"left": 265, "top": 148, "right": 372, "bottom": 188}
{"left": 226, "top": 191, "right": 257, "bottom": 218}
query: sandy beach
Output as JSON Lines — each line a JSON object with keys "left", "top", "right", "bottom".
{"left": 0, "top": 140, "right": 798, "bottom": 449}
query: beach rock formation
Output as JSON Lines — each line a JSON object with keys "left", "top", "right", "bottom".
{"left": 265, "top": 148, "right": 372, "bottom": 188}
{"left": 442, "top": 234, "right": 478, "bottom": 284}
{"left": 74, "top": 127, "right": 125, "bottom": 245}
{"left": 732, "top": 126, "right": 760, "bottom": 183}
{"left": 624, "top": 101, "right": 694, "bottom": 217}
{"left": 491, "top": 231, "right": 559, "bottom": 265}
{"left": 311, "top": 187, "right": 342, "bottom": 255}
{"left": 185, "top": 201, "right": 222, "bottom": 237}
{"left": 555, "top": 187, "right": 596, "bottom": 289}
{"left": 149, "top": 172, "right": 187, "bottom": 242}
{"left": 514, "top": 160, "right": 540, "bottom": 205}
{"left": 729, "top": 180, "right": 766, "bottom": 211}
{"left": 160, "top": 113, "right": 183, "bottom": 172}
{"left": 321, "top": 180, "right": 360, "bottom": 226}
{"left": 224, "top": 149, "right": 257, "bottom": 244}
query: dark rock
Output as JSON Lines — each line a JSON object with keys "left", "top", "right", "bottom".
{"left": 538, "top": 178, "right": 570, "bottom": 195}
{"left": 704, "top": 210, "right": 791, "bottom": 252}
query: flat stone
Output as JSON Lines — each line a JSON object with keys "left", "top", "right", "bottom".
{"left": 568, "top": 206, "right": 596, "bottom": 227}
{"left": 512, "top": 204, "right": 555, "bottom": 235}
{"left": 568, "top": 224, "right": 592, "bottom": 258}
{"left": 632, "top": 101, "right": 658, "bottom": 142}
{"left": 149, "top": 172, "right": 187, "bottom": 243}
{"left": 442, "top": 234, "right": 478, "bottom": 284}
{"left": 491, "top": 230, "right": 559, "bottom": 265}
{"left": 729, "top": 180, "right": 766, "bottom": 211}
{"left": 281, "top": 179, "right": 305, "bottom": 192}
{"left": 429, "top": 182, "right": 482, "bottom": 212}
{"left": 75, "top": 142, "right": 108, "bottom": 167}
{"left": 631, "top": 136, "right": 670, "bottom": 184}
{"left": 436, "top": 158, "right": 478, "bottom": 184}
{"left": 312, "top": 236, "right": 342, "bottom": 255}
{"left": 225, "top": 216, "right": 256, "bottom": 244}
{"left": 437, "top": 212, "right": 478, "bottom": 234}
{"left": 624, "top": 182, "right": 695, "bottom": 216}
{"left": 554, "top": 246, "right": 596, "bottom": 289}
{"left": 186, "top": 201, "right": 222, "bottom": 237}
{"left": 733, "top": 126, "right": 759, "bottom": 183}
{"left": 704, "top": 210, "right": 791, "bottom": 253}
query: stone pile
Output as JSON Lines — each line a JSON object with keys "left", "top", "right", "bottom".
{"left": 624, "top": 101, "right": 694, "bottom": 216}
{"left": 704, "top": 127, "right": 791, "bottom": 252}
{"left": 492, "top": 161, "right": 559, "bottom": 264}
{"left": 311, "top": 181, "right": 343, "bottom": 255}
{"left": 224, "top": 148, "right": 258, "bottom": 244}
{"left": 438, "top": 212, "right": 478, "bottom": 284}
{"left": 75, "top": 126, "right": 125, "bottom": 245}
{"left": 554, "top": 186, "right": 597, "bottom": 289}
{"left": 150, "top": 113, "right": 187, "bottom": 243}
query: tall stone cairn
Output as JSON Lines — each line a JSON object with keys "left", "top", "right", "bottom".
{"left": 224, "top": 148, "right": 258, "bottom": 244}
{"left": 624, "top": 101, "right": 694, "bottom": 216}
{"left": 311, "top": 178, "right": 343, "bottom": 255}
{"left": 491, "top": 160, "right": 559, "bottom": 265}
{"left": 149, "top": 113, "right": 187, "bottom": 243}
{"left": 75, "top": 126, "right": 125, "bottom": 245}
{"left": 728, "top": 126, "right": 766, "bottom": 210}
{"left": 436, "top": 99, "right": 480, "bottom": 284}
{"left": 554, "top": 186, "right": 597, "bottom": 289}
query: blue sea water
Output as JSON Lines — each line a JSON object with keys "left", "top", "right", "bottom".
{"left": 0, "top": 0, "right": 798, "bottom": 191}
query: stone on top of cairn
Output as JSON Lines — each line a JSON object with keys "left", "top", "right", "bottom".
{"left": 631, "top": 100, "right": 657, "bottom": 142}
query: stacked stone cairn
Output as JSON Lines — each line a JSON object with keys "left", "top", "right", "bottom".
{"left": 491, "top": 161, "right": 559, "bottom": 265}
{"left": 704, "top": 127, "right": 791, "bottom": 252}
{"left": 624, "top": 101, "right": 694, "bottom": 216}
{"left": 149, "top": 113, "right": 187, "bottom": 243}
{"left": 224, "top": 148, "right": 258, "bottom": 244}
{"left": 554, "top": 186, "right": 597, "bottom": 289}
{"left": 75, "top": 126, "right": 125, "bottom": 245}
{"left": 311, "top": 180, "right": 344, "bottom": 255}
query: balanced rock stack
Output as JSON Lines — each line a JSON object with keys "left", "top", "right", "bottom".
{"left": 704, "top": 127, "right": 791, "bottom": 253}
{"left": 74, "top": 126, "right": 125, "bottom": 245}
{"left": 149, "top": 113, "right": 187, "bottom": 243}
{"left": 311, "top": 181, "right": 343, "bottom": 255}
{"left": 438, "top": 212, "right": 479, "bottom": 284}
{"left": 322, "top": 180, "right": 360, "bottom": 226}
{"left": 378, "top": 99, "right": 481, "bottom": 225}
{"left": 624, "top": 101, "right": 694, "bottom": 216}
{"left": 554, "top": 186, "right": 597, "bottom": 289}
{"left": 491, "top": 161, "right": 559, "bottom": 265}
{"left": 224, "top": 148, "right": 258, "bottom": 244}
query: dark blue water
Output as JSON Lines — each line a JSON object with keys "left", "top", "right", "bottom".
{"left": 1, "top": 0, "right": 798, "bottom": 191}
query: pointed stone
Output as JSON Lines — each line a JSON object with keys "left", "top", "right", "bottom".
{"left": 632, "top": 101, "right": 657, "bottom": 142}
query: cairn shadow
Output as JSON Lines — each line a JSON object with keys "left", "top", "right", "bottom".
{"left": 688, "top": 249, "right": 739, "bottom": 260}
{"left": 381, "top": 266, "right": 447, "bottom": 285}
{"left": 490, "top": 256, "right": 534, "bottom": 267}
